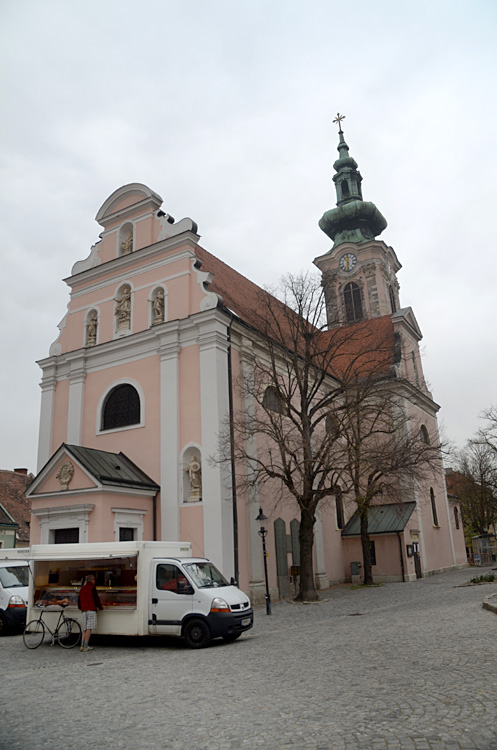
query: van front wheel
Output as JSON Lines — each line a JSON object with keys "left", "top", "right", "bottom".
{"left": 183, "top": 618, "right": 211, "bottom": 649}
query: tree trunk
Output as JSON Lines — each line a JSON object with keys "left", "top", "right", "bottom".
{"left": 360, "top": 510, "right": 373, "bottom": 585}
{"left": 295, "top": 508, "right": 318, "bottom": 601}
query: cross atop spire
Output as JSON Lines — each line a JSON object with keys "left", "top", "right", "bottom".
{"left": 333, "top": 112, "right": 346, "bottom": 134}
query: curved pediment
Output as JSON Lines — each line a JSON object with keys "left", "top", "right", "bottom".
{"left": 96, "top": 183, "right": 163, "bottom": 227}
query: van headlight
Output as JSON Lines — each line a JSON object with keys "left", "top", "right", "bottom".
{"left": 210, "top": 597, "right": 230, "bottom": 613}
{"left": 8, "top": 595, "right": 26, "bottom": 608}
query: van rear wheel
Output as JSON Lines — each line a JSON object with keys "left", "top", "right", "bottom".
{"left": 183, "top": 618, "right": 211, "bottom": 649}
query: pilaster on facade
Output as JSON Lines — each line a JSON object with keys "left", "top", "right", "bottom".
{"left": 364, "top": 262, "right": 380, "bottom": 318}
{"left": 239, "top": 341, "right": 265, "bottom": 588}
{"left": 198, "top": 311, "right": 234, "bottom": 579}
{"left": 66, "top": 353, "right": 87, "bottom": 446}
{"left": 37, "top": 361, "right": 58, "bottom": 471}
{"left": 157, "top": 324, "right": 181, "bottom": 542}
{"left": 322, "top": 269, "right": 339, "bottom": 327}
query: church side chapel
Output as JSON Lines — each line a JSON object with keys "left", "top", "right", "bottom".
{"left": 27, "top": 118, "right": 466, "bottom": 602}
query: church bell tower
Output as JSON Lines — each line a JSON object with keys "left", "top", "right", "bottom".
{"left": 314, "top": 114, "right": 402, "bottom": 328}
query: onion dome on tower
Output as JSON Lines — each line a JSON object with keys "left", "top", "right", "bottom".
{"left": 319, "top": 113, "right": 387, "bottom": 248}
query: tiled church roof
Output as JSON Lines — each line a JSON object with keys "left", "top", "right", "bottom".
{"left": 195, "top": 244, "right": 396, "bottom": 378}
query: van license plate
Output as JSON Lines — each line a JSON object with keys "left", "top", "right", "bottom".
{"left": 241, "top": 617, "right": 251, "bottom": 627}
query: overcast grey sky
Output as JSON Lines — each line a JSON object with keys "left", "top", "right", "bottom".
{"left": 1, "top": 0, "right": 496, "bottom": 473}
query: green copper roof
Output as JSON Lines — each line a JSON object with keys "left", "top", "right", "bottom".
{"left": 63, "top": 444, "right": 160, "bottom": 491}
{"left": 341, "top": 502, "right": 416, "bottom": 537}
{"left": 319, "top": 118, "right": 387, "bottom": 248}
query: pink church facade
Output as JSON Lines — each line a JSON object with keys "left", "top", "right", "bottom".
{"left": 28, "top": 144, "right": 467, "bottom": 601}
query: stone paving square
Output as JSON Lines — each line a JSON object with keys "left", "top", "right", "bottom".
{"left": 0, "top": 566, "right": 496, "bottom": 750}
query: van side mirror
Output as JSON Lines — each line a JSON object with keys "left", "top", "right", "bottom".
{"left": 230, "top": 577, "right": 236, "bottom": 586}
{"left": 180, "top": 584, "right": 194, "bottom": 596}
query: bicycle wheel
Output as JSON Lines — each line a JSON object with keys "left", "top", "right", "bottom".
{"left": 23, "top": 619, "right": 45, "bottom": 649}
{"left": 57, "top": 617, "right": 82, "bottom": 649}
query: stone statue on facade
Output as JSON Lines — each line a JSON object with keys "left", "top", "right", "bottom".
{"left": 152, "top": 288, "right": 165, "bottom": 325}
{"left": 186, "top": 454, "right": 202, "bottom": 502}
{"left": 116, "top": 285, "right": 131, "bottom": 331}
{"left": 56, "top": 461, "right": 74, "bottom": 490}
{"left": 86, "top": 310, "right": 98, "bottom": 346}
{"left": 121, "top": 231, "right": 133, "bottom": 255}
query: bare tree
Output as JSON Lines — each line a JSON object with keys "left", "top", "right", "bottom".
{"left": 478, "top": 406, "right": 497, "bottom": 455}
{"left": 221, "top": 272, "right": 443, "bottom": 598}
{"left": 452, "top": 441, "right": 497, "bottom": 536}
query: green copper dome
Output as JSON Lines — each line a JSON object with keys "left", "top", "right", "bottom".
{"left": 319, "top": 120, "right": 387, "bottom": 248}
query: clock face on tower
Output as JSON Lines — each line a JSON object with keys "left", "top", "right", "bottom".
{"left": 339, "top": 253, "right": 357, "bottom": 272}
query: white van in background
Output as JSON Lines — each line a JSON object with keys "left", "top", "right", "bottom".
{"left": 0, "top": 551, "right": 30, "bottom": 635}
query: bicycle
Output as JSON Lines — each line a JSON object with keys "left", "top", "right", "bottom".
{"left": 23, "top": 604, "right": 82, "bottom": 649}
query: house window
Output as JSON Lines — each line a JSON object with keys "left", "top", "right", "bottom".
{"left": 53, "top": 528, "right": 79, "bottom": 544}
{"left": 454, "top": 506, "right": 460, "bottom": 530}
{"left": 102, "top": 384, "right": 140, "bottom": 430}
{"left": 343, "top": 283, "right": 364, "bottom": 322}
{"left": 430, "top": 488, "right": 439, "bottom": 526}
{"left": 119, "top": 527, "right": 135, "bottom": 542}
{"left": 262, "top": 386, "right": 286, "bottom": 415}
{"left": 112, "top": 507, "right": 146, "bottom": 542}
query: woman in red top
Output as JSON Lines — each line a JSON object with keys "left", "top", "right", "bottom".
{"left": 78, "top": 574, "right": 103, "bottom": 652}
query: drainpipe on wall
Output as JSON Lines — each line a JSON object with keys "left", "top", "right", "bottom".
{"left": 227, "top": 316, "right": 239, "bottom": 585}
{"left": 153, "top": 491, "right": 158, "bottom": 541}
{"left": 397, "top": 531, "right": 405, "bottom": 582}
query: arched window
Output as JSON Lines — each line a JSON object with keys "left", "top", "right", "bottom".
{"left": 102, "top": 384, "right": 141, "bottom": 430}
{"left": 341, "top": 180, "right": 350, "bottom": 198}
{"left": 343, "top": 282, "right": 364, "bottom": 322}
{"left": 388, "top": 285, "right": 397, "bottom": 313}
{"left": 335, "top": 486, "right": 344, "bottom": 530}
{"left": 325, "top": 413, "right": 340, "bottom": 439}
{"left": 430, "top": 487, "right": 439, "bottom": 527}
{"left": 262, "top": 386, "right": 286, "bottom": 415}
{"left": 420, "top": 425, "right": 430, "bottom": 444}
{"left": 454, "top": 506, "right": 460, "bottom": 530}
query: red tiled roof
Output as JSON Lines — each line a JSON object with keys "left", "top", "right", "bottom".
{"left": 194, "top": 245, "right": 395, "bottom": 377}
{"left": 0, "top": 470, "right": 32, "bottom": 544}
{"left": 195, "top": 245, "right": 278, "bottom": 330}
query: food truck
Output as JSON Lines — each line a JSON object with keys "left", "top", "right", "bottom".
{"left": 27, "top": 541, "right": 253, "bottom": 648}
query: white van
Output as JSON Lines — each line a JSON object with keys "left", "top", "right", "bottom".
{"left": 26, "top": 541, "right": 253, "bottom": 648}
{"left": 0, "top": 553, "right": 30, "bottom": 635}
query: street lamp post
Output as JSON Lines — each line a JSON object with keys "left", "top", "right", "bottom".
{"left": 256, "top": 507, "right": 271, "bottom": 615}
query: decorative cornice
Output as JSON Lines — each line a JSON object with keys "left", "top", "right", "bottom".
{"left": 65, "top": 233, "right": 200, "bottom": 289}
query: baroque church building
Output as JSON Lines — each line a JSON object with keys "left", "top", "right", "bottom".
{"left": 26, "top": 125, "right": 466, "bottom": 601}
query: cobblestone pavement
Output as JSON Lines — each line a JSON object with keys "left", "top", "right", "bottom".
{"left": 1, "top": 566, "right": 496, "bottom": 750}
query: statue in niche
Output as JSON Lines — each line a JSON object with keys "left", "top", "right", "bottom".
{"left": 152, "top": 289, "right": 165, "bottom": 325}
{"left": 86, "top": 311, "right": 98, "bottom": 346}
{"left": 186, "top": 454, "right": 202, "bottom": 502}
{"left": 56, "top": 461, "right": 74, "bottom": 491}
{"left": 116, "top": 285, "right": 131, "bottom": 331}
{"left": 121, "top": 231, "right": 133, "bottom": 255}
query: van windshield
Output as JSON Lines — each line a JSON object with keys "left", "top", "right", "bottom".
{"left": 0, "top": 565, "right": 29, "bottom": 588}
{"left": 183, "top": 562, "right": 228, "bottom": 589}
